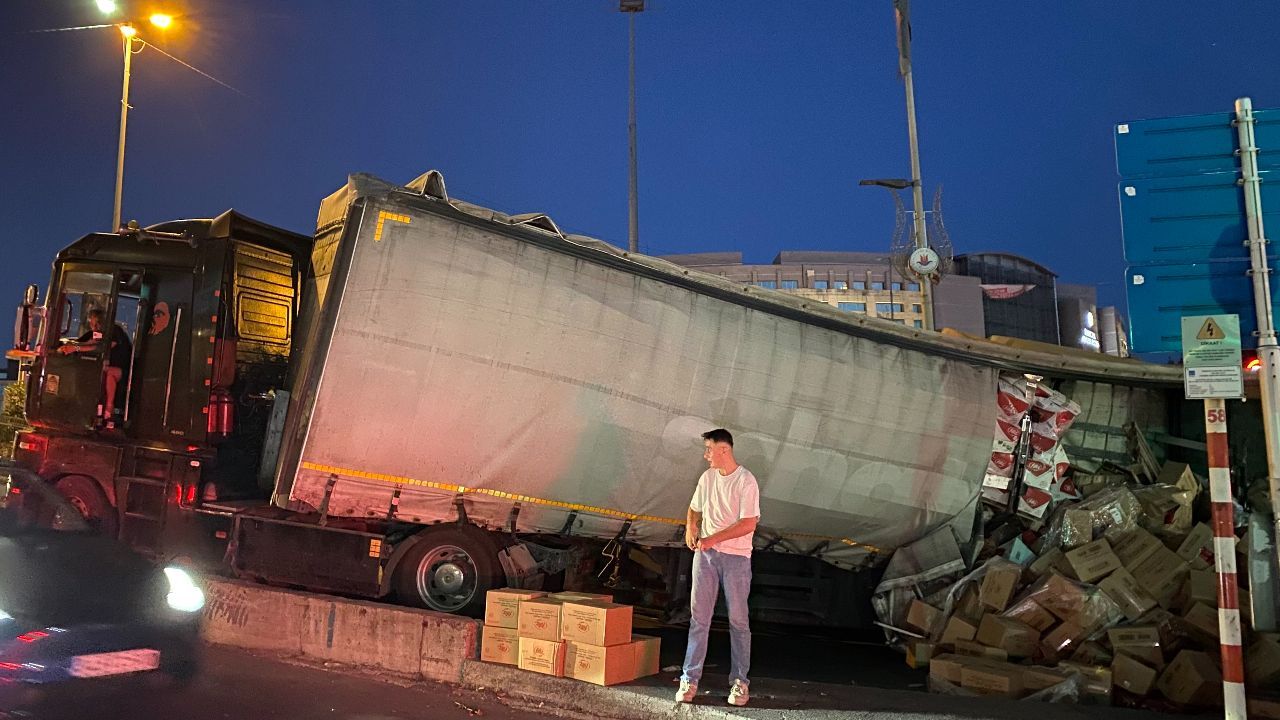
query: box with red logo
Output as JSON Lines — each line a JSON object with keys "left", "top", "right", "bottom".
{"left": 484, "top": 588, "right": 546, "bottom": 629}
{"left": 517, "top": 597, "right": 565, "bottom": 641}
{"left": 560, "top": 601, "right": 633, "bottom": 647}
{"left": 564, "top": 641, "right": 635, "bottom": 686}
{"left": 518, "top": 636, "right": 566, "bottom": 677}
{"left": 481, "top": 625, "right": 521, "bottom": 665}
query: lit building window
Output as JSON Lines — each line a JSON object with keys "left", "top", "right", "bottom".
{"left": 913, "top": 304, "right": 923, "bottom": 313}
{"left": 906, "top": 283, "right": 921, "bottom": 291}
{"left": 914, "top": 320, "right": 923, "bottom": 328}
{"left": 876, "top": 302, "right": 904, "bottom": 313}
{"left": 757, "top": 280, "right": 777, "bottom": 289}
{"left": 891, "top": 282, "right": 902, "bottom": 291}
{"left": 813, "top": 280, "right": 828, "bottom": 290}
{"left": 837, "top": 302, "right": 866, "bottom": 312}
{"left": 852, "top": 281, "right": 865, "bottom": 290}
{"left": 781, "top": 280, "right": 798, "bottom": 289}
{"left": 834, "top": 281, "right": 848, "bottom": 290}
{"left": 871, "top": 282, "right": 884, "bottom": 291}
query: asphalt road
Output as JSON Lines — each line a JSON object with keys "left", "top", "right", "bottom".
{"left": 13, "top": 645, "right": 562, "bottom": 720}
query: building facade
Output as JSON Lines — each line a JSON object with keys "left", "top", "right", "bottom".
{"left": 659, "top": 250, "right": 985, "bottom": 333}
{"left": 953, "top": 252, "right": 1061, "bottom": 345}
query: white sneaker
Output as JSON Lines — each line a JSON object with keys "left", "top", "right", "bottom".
{"left": 675, "top": 680, "right": 697, "bottom": 703}
{"left": 728, "top": 679, "right": 749, "bottom": 707}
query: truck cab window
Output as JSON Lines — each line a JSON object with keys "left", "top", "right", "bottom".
{"left": 57, "top": 271, "right": 114, "bottom": 344}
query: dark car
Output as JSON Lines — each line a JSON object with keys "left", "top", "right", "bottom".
{"left": 0, "top": 463, "right": 203, "bottom": 711}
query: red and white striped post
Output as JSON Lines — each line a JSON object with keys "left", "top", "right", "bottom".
{"left": 1204, "top": 398, "right": 1247, "bottom": 719}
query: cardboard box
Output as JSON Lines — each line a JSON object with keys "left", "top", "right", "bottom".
{"left": 1156, "top": 650, "right": 1221, "bottom": 706}
{"left": 560, "top": 601, "right": 632, "bottom": 647}
{"left": 1072, "top": 641, "right": 1113, "bottom": 666}
{"left": 939, "top": 616, "right": 978, "bottom": 645}
{"left": 1245, "top": 634, "right": 1280, "bottom": 688}
{"left": 1108, "top": 626, "right": 1162, "bottom": 667}
{"left": 1130, "top": 546, "right": 1189, "bottom": 609}
{"left": 1184, "top": 569, "right": 1218, "bottom": 607}
{"left": 1029, "top": 547, "right": 1064, "bottom": 578}
{"left": 1098, "top": 567, "right": 1157, "bottom": 621}
{"left": 1021, "top": 666, "right": 1073, "bottom": 693}
{"left": 953, "top": 584, "right": 984, "bottom": 623}
{"left": 928, "top": 653, "right": 968, "bottom": 684}
{"left": 517, "top": 597, "right": 565, "bottom": 641}
{"left": 485, "top": 588, "right": 546, "bottom": 628}
{"left": 481, "top": 625, "right": 521, "bottom": 665}
{"left": 1065, "top": 538, "right": 1122, "bottom": 584}
{"left": 1182, "top": 602, "right": 1219, "bottom": 644}
{"left": 565, "top": 641, "right": 635, "bottom": 686}
{"left": 630, "top": 635, "right": 661, "bottom": 679}
{"left": 979, "top": 564, "right": 1023, "bottom": 612}
{"left": 1113, "top": 528, "right": 1164, "bottom": 572}
{"left": 1111, "top": 653, "right": 1157, "bottom": 696}
{"left": 906, "top": 641, "right": 934, "bottom": 669}
{"left": 1175, "top": 523, "right": 1214, "bottom": 569}
{"left": 1042, "top": 619, "right": 1087, "bottom": 659}
{"left": 905, "top": 599, "right": 942, "bottom": 635}
{"left": 976, "top": 615, "right": 1039, "bottom": 658}
{"left": 955, "top": 639, "right": 1008, "bottom": 662}
{"left": 549, "top": 591, "right": 614, "bottom": 603}
{"left": 518, "top": 636, "right": 566, "bottom": 677}
{"left": 1002, "top": 598, "right": 1056, "bottom": 632}
{"left": 1038, "top": 573, "right": 1089, "bottom": 620}
{"left": 960, "top": 662, "right": 1024, "bottom": 698}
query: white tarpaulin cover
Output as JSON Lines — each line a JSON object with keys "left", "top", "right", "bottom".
{"left": 276, "top": 173, "right": 999, "bottom": 568}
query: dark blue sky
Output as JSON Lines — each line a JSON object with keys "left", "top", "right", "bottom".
{"left": 3, "top": 1, "right": 1279, "bottom": 316}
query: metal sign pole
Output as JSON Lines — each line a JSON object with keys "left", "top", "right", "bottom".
{"left": 1234, "top": 97, "right": 1280, "bottom": 583}
{"left": 1203, "top": 399, "right": 1248, "bottom": 720}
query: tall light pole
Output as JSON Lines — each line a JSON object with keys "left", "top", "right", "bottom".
{"left": 110, "top": 13, "right": 174, "bottom": 231}
{"left": 620, "top": 0, "right": 644, "bottom": 254}
{"left": 891, "top": 0, "right": 935, "bottom": 330}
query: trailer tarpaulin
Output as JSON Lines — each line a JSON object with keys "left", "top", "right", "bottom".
{"left": 278, "top": 174, "right": 998, "bottom": 568}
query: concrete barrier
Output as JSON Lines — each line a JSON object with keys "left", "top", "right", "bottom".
{"left": 201, "top": 579, "right": 480, "bottom": 683}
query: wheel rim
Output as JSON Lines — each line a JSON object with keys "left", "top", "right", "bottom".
{"left": 414, "top": 544, "right": 479, "bottom": 612}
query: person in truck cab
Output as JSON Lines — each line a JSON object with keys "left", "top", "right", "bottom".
{"left": 58, "top": 307, "right": 132, "bottom": 429}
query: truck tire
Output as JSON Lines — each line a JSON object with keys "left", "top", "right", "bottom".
{"left": 56, "top": 475, "right": 119, "bottom": 539}
{"left": 394, "top": 525, "right": 501, "bottom": 616}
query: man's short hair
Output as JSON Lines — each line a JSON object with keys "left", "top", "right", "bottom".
{"left": 87, "top": 307, "right": 105, "bottom": 320}
{"left": 701, "top": 428, "right": 733, "bottom": 447}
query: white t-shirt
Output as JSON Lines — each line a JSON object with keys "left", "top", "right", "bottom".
{"left": 689, "top": 465, "right": 761, "bottom": 557}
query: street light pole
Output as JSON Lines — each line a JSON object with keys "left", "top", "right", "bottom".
{"left": 112, "top": 26, "right": 136, "bottom": 231}
{"left": 893, "top": 0, "right": 934, "bottom": 331}
{"left": 621, "top": 0, "right": 644, "bottom": 254}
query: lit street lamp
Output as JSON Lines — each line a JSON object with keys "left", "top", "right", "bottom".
{"left": 110, "top": 13, "right": 174, "bottom": 231}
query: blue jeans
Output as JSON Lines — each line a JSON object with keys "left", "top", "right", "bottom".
{"left": 680, "top": 548, "right": 752, "bottom": 687}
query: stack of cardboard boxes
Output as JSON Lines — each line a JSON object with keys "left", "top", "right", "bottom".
{"left": 905, "top": 517, "right": 1280, "bottom": 711}
{"left": 481, "top": 588, "right": 661, "bottom": 686}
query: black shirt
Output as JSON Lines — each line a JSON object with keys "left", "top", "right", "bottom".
{"left": 76, "top": 324, "right": 132, "bottom": 369}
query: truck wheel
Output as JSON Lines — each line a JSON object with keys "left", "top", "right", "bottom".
{"left": 56, "top": 475, "right": 118, "bottom": 538}
{"left": 394, "top": 525, "right": 501, "bottom": 616}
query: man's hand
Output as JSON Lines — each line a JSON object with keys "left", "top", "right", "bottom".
{"left": 57, "top": 345, "right": 77, "bottom": 356}
{"left": 684, "top": 526, "right": 699, "bottom": 551}
{"left": 699, "top": 535, "right": 718, "bottom": 551}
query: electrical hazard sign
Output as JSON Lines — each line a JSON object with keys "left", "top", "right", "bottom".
{"left": 1181, "top": 314, "right": 1243, "bottom": 399}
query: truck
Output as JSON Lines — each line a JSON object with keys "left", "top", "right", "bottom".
{"left": 6, "top": 170, "right": 1210, "bottom": 626}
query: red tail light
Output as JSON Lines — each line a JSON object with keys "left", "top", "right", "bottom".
{"left": 185, "top": 484, "right": 197, "bottom": 505}
{"left": 17, "top": 631, "right": 48, "bottom": 643}
{"left": 173, "top": 484, "right": 183, "bottom": 505}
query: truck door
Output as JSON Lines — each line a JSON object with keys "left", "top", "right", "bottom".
{"left": 33, "top": 267, "right": 116, "bottom": 430}
{"left": 127, "top": 269, "right": 195, "bottom": 441}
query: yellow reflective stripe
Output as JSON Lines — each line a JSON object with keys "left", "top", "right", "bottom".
{"left": 373, "top": 211, "right": 412, "bottom": 241}
{"left": 298, "top": 460, "right": 881, "bottom": 552}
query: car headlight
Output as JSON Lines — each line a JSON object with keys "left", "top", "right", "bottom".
{"left": 0, "top": 608, "right": 11, "bottom": 622}
{"left": 163, "top": 566, "right": 205, "bottom": 613}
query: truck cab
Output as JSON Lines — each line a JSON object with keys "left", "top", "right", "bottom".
{"left": 11, "top": 212, "right": 310, "bottom": 558}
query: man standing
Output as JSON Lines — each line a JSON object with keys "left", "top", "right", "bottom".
{"left": 676, "top": 428, "right": 760, "bottom": 707}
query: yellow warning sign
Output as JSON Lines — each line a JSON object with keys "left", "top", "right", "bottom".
{"left": 1196, "top": 317, "right": 1225, "bottom": 340}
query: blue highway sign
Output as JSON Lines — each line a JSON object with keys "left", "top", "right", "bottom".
{"left": 1119, "top": 169, "right": 1280, "bottom": 264}
{"left": 1126, "top": 260, "right": 1273, "bottom": 353}
{"left": 1115, "top": 109, "right": 1280, "bottom": 178}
